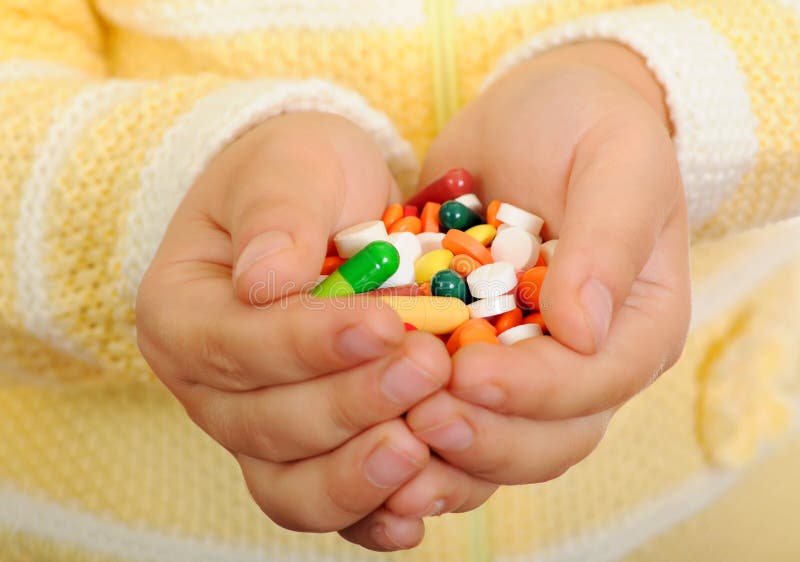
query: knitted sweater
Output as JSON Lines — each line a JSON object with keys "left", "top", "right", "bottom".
{"left": 1, "top": 1, "right": 799, "bottom": 561}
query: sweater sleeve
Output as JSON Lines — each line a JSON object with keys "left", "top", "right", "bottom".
{"left": 0, "top": 0, "right": 417, "bottom": 387}
{"left": 482, "top": 1, "right": 800, "bottom": 241}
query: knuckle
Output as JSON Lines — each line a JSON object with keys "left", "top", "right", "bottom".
{"left": 238, "top": 410, "right": 285, "bottom": 463}
{"left": 326, "top": 388, "right": 364, "bottom": 438}
{"left": 201, "top": 324, "right": 247, "bottom": 389}
{"left": 240, "top": 463, "right": 332, "bottom": 533}
{"left": 324, "top": 479, "right": 368, "bottom": 521}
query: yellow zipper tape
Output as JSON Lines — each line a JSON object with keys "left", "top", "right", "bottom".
{"left": 426, "top": 2, "right": 490, "bottom": 559}
{"left": 426, "top": 0, "right": 460, "bottom": 132}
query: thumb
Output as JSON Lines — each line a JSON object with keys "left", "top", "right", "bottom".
{"left": 540, "top": 124, "right": 680, "bottom": 354}
{"left": 226, "top": 114, "right": 396, "bottom": 305}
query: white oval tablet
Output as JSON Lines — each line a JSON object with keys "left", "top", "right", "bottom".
{"left": 491, "top": 226, "right": 540, "bottom": 271}
{"left": 416, "top": 232, "right": 445, "bottom": 254}
{"left": 540, "top": 239, "right": 558, "bottom": 265}
{"left": 466, "top": 262, "right": 518, "bottom": 299}
{"left": 467, "top": 294, "right": 517, "bottom": 318}
{"left": 497, "top": 323, "right": 543, "bottom": 345}
{"left": 334, "top": 220, "right": 389, "bottom": 258}
{"left": 496, "top": 203, "right": 544, "bottom": 236}
{"left": 454, "top": 193, "right": 483, "bottom": 214}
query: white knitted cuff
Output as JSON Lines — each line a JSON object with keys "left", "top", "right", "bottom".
{"left": 121, "top": 78, "right": 418, "bottom": 300}
{"left": 483, "top": 3, "right": 759, "bottom": 230}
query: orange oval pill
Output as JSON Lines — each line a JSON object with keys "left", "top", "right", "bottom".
{"left": 446, "top": 318, "right": 496, "bottom": 355}
{"left": 487, "top": 200, "right": 502, "bottom": 228}
{"left": 388, "top": 215, "right": 422, "bottom": 234}
{"left": 535, "top": 253, "right": 546, "bottom": 267}
{"left": 494, "top": 308, "right": 523, "bottom": 334}
{"left": 442, "top": 229, "right": 493, "bottom": 265}
{"left": 418, "top": 282, "right": 432, "bottom": 296}
{"left": 450, "top": 254, "right": 481, "bottom": 277}
{"left": 523, "top": 312, "right": 547, "bottom": 332}
{"left": 457, "top": 323, "right": 500, "bottom": 350}
{"left": 382, "top": 204, "right": 403, "bottom": 230}
{"left": 320, "top": 255, "right": 345, "bottom": 275}
{"left": 420, "top": 202, "right": 441, "bottom": 232}
{"left": 518, "top": 266, "right": 548, "bottom": 310}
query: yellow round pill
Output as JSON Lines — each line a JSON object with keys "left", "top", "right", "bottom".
{"left": 380, "top": 296, "right": 469, "bottom": 334}
{"left": 414, "top": 249, "right": 454, "bottom": 284}
{"left": 464, "top": 224, "right": 497, "bottom": 246}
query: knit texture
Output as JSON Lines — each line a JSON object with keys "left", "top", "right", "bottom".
{"left": 1, "top": 1, "right": 799, "bottom": 560}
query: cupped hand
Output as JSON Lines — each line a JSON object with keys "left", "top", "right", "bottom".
{"left": 404, "top": 41, "right": 691, "bottom": 489}
{"left": 136, "top": 112, "right": 454, "bottom": 550}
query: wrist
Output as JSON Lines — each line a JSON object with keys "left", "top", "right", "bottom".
{"left": 520, "top": 40, "right": 673, "bottom": 134}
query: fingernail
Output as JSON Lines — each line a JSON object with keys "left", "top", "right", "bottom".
{"left": 370, "top": 523, "right": 401, "bottom": 549}
{"left": 364, "top": 442, "right": 422, "bottom": 488}
{"left": 423, "top": 498, "right": 447, "bottom": 517}
{"left": 380, "top": 356, "right": 442, "bottom": 404}
{"left": 417, "top": 418, "right": 474, "bottom": 452}
{"left": 336, "top": 325, "right": 388, "bottom": 361}
{"left": 579, "top": 277, "right": 613, "bottom": 350}
{"left": 234, "top": 231, "right": 293, "bottom": 280}
{"left": 455, "top": 384, "right": 505, "bottom": 409}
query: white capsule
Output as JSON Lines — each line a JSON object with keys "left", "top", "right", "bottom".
{"left": 540, "top": 239, "right": 558, "bottom": 265}
{"left": 497, "top": 323, "right": 543, "bottom": 345}
{"left": 380, "top": 232, "right": 423, "bottom": 288}
{"left": 454, "top": 193, "right": 483, "bottom": 214}
{"left": 466, "top": 262, "right": 518, "bottom": 299}
{"left": 467, "top": 294, "right": 517, "bottom": 318}
{"left": 334, "top": 220, "right": 389, "bottom": 258}
{"left": 496, "top": 203, "right": 544, "bottom": 236}
{"left": 416, "top": 232, "right": 445, "bottom": 254}
{"left": 491, "top": 226, "right": 540, "bottom": 271}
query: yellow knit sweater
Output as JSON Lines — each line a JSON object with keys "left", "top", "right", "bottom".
{"left": 1, "top": 1, "right": 799, "bottom": 561}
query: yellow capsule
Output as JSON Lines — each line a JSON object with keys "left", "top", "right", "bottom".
{"left": 464, "top": 224, "right": 497, "bottom": 246}
{"left": 414, "top": 249, "right": 454, "bottom": 284}
{"left": 380, "top": 296, "right": 469, "bottom": 335}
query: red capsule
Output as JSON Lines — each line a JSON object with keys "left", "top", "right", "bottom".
{"left": 404, "top": 322, "right": 418, "bottom": 331}
{"left": 403, "top": 205, "right": 419, "bottom": 217}
{"left": 406, "top": 168, "right": 474, "bottom": 208}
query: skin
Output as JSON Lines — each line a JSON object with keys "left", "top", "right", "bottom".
{"left": 136, "top": 40, "right": 691, "bottom": 552}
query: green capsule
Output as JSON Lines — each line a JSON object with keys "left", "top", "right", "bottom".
{"left": 430, "top": 269, "right": 470, "bottom": 303}
{"left": 311, "top": 241, "right": 400, "bottom": 298}
{"left": 439, "top": 200, "right": 483, "bottom": 231}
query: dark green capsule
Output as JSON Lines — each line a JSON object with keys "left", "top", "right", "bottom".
{"left": 430, "top": 269, "right": 470, "bottom": 303}
{"left": 439, "top": 200, "right": 483, "bottom": 231}
{"left": 311, "top": 241, "right": 399, "bottom": 297}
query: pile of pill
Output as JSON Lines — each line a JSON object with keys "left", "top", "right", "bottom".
{"left": 311, "top": 168, "right": 558, "bottom": 355}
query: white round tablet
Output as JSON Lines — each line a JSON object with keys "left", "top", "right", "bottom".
{"left": 334, "top": 220, "right": 389, "bottom": 258}
{"left": 416, "top": 232, "right": 446, "bottom": 254}
{"left": 540, "top": 239, "right": 558, "bottom": 265}
{"left": 496, "top": 203, "right": 544, "bottom": 236}
{"left": 497, "top": 323, "right": 543, "bottom": 345}
{"left": 466, "top": 262, "right": 518, "bottom": 299}
{"left": 379, "top": 259, "right": 416, "bottom": 288}
{"left": 454, "top": 193, "right": 483, "bottom": 214}
{"left": 467, "top": 294, "right": 517, "bottom": 318}
{"left": 388, "top": 232, "right": 423, "bottom": 264}
{"left": 491, "top": 226, "right": 540, "bottom": 271}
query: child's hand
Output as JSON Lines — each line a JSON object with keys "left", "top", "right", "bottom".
{"left": 404, "top": 41, "right": 691, "bottom": 489}
{"left": 135, "top": 112, "right": 452, "bottom": 548}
